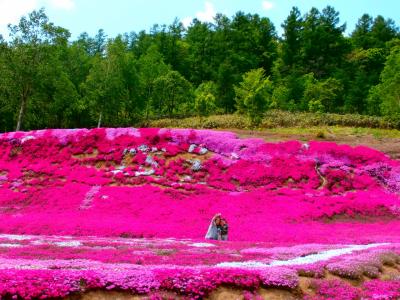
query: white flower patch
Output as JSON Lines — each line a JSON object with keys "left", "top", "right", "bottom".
{"left": 21, "top": 135, "right": 35, "bottom": 144}
{"left": 0, "top": 243, "right": 23, "bottom": 248}
{"left": 217, "top": 243, "right": 389, "bottom": 268}
{"left": 135, "top": 169, "right": 155, "bottom": 177}
{"left": 230, "top": 153, "right": 240, "bottom": 160}
{"left": 181, "top": 175, "right": 192, "bottom": 182}
{"left": 54, "top": 241, "right": 82, "bottom": 247}
{"left": 217, "top": 261, "right": 268, "bottom": 268}
{"left": 110, "top": 170, "right": 123, "bottom": 175}
{"left": 92, "top": 246, "right": 116, "bottom": 250}
{"left": 110, "top": 165, "right": 126, "bottom": 175}
{"left": 269, "top": 243, "right": 388, "bottom": 266}
{"left": 189, "top": 242, "right": 216, "bottom": 248}
{"left": 0, "top": 234, "right": 33, "bottom": 241}
{"left": 31, "top": 240, "right": 47, "bottom": 245}
{"left": 80, "top": 185, "right": 101, "bottom": 209}
{"left": 301, "top": 143, "right": 310, "bottom": 151}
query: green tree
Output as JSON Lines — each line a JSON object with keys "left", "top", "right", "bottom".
{"left": 302, "top": 74, "right": 343, "bottom": 113}
{"left": 370, "top": 16, "right": 398, "bottom": 49}
{"left": 351, "top": 14, "right": 374, "bottom": 49}
{"left": 185, "top": 19, "right": 215, "bottom": 85}
{"left": 81, "top": 37, "right": 135, "bottom": 127}
{"left": 152, "top": 70, "right": 193, "bottom": 117}
{"left": 368, "top": 44, "right": 400, "bottom": 118}
{"left": 352, "top": 15, "right": 398, "bottom": 49}
{"left": 271, "top": 85, "right": 291, "bottom": 110}
{"left": 48, "top": 72, "right": 81, "bottom": 128}
{"left": 1, "top": 9, "right": 70, "bottom": 131}
{"left": 0, "top": 38, "right": 15, "bottom": 131}
{"left": 344, "top": 48, "right": 386, "bottom": 113}
{"left": 136, "top": 46, "right": 171, "bottom": 120}
{"left": 300, "top": 6, "right": 350, "bottom": 78}
{"left": 194, "top": 81, "right": 217, "bottom": 119}
{"left": 277, "top": 6, "right": 350, "bottom": 111}
{"left": 234, "top": 68, "right": 272, "bottom": 125}
{"left": 213, "top": 12, "right": 277, "bottom": 113}
{"left": 281, "top": 7, "right": 303, "bottom": 70}
{"left": 0, "top": 7, "right": 399, "bottom": 130}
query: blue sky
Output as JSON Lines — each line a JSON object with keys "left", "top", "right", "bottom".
{"left": 0, "top": 0, "right": 399, "bottom": 39}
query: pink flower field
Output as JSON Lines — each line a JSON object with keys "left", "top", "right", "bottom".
{"left": 0, "top": 128, "right": 400, "bottom": 299}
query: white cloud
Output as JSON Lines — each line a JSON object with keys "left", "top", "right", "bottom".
{"left": 181, "top": 1, "right": 216, "bottom": 28}
{"left": 47, "top": 0, "right": 75, "bottom": 11}
{"left": 196, "top": 1, "right": 216, "bottom": 23}
{"left": 0, "top": 0, "right": 75, "bottom": 37}
{"left": 0, "top": 0, "right": 39, "bottom": 36}
{"left": 262, "top": 0, "right": 274, "bottom": 11}
{"left": 181, "top": 16, "right": 193, "bottom": 28}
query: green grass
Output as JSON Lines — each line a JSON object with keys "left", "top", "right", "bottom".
{"left": 147, "top": 110, "right": 400, "bottom": 139}
{"left": 265, "top": 126, "right": 400, "bottom": 138}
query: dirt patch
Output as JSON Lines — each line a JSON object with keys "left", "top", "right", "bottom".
{"left": 325, "top": 272, "right": 362, "bottom": 286}
{"left": 299, "top": 277, "right": 315, "bottom": 297}
{"left": 258, "top": 288, "right": 299, "bottom": 300}
{"left": 72, "top": 149, "right": 99, "bottom": 160}
{"left": 67, "top": 288, "right": 299, "bottom": 300}
{"left": 232, "top": 129, "right": 400, "bottom": 159}
{"left": 164, "top": 151, "right": 214, "bottom": 166}
{"left": 67, "top": 291, "right": 143, "bottom": 300}
{"left": 209, "top": 287, "right": 299, "bottom": 300}
{"left": 380, "top": 265, "right": 400, "bottom": 280}
{"left": 320, "top": 211, "right": 397, "bottom": 224}
{"left": 63, "top": 263, "right": 400, "bottom": 299}
{"left": 66, "top": 291, "right": 183, "bottom": 300}
{"left": 208, "top": 287, "right": 244, "bottom": 300}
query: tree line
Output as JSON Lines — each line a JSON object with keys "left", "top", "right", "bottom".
{"left": 0, "top": 7, "right": 399, "bottom": 130}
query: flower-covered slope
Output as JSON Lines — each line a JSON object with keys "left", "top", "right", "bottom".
{"left": 0, "top": 127, "right": 399, "bottom": 243}
{"left": 1, "top": 128, "right": 400, "bottom": 299}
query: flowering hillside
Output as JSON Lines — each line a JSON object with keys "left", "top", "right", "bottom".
{"left": 0, "top": 128, "right": 399, "bottom": 242}
{"left": 0, "top": 128, "right": 399, "bottom": 299}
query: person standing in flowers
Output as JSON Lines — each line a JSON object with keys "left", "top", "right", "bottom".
{"left": 218, "top": 218, "right": 229, "bottom": 241}
{"left": 205, "top": 214, "right": 229, "bottom": 240}
{"left": 205, "top": 213, "right": 221, "bottom": 240}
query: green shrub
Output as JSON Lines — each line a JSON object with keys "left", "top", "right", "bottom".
{"left": 148, "top": 110, "right": 399, "bottom": 130}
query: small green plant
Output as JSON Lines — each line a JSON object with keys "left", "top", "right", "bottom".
{"left": 308, "top": 99, "right": 325, "bottom": 113}
{"left": 316, "top": 131, "right": 326, "bottom": 139}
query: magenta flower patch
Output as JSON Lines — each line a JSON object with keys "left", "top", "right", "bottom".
{"left": 0, "top": 128, "right": 399, "bottom": 298}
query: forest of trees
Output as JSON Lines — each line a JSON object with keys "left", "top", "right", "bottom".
{"left": 0, "top": 7, "right": 399, "bottom": 131}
